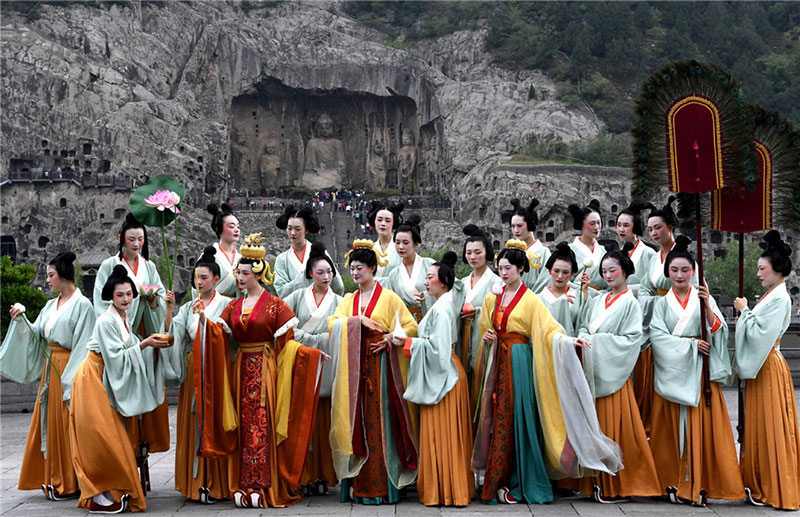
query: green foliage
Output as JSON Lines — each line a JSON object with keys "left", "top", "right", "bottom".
{"left": 420, "top": 246, "right": 471, "bottom": 278}
{"left": 341, "top": 275, "right": 358, "bottom": 294}
{"left": 527, "top": 132, "right": 631, "bottom": 167}
{"left": 527, "top": 85, "right": 536, "bottom": 101}
{"left": 703, "top": 241, "right": 763, "bottom": 301}
{"left": 288, "top": 186, "right": 314, "bottom": 199}
{"left": 1, "top": 256, "right": 49, "bottom": 336}
{"left": 150, "top": 254, "right": 170, "bottom": 288}
{"left": 342, "top": 2, "right": 800, "bottom": 132}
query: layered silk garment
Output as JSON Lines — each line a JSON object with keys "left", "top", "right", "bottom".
{"left": 402, "top": 291, "right": 474, "bottom": 506}
{"left": 0, "top": 291, "right": 95, "bottom": 496}
{"left": 537, "top": 286, "right": 581, "bottom": 338}
{"left": 522, "top": 239, "right": 551, "bottom": 293}
{"left": 624, "top": 239, "right": 656, "bottom": 297}
{"left": 649, "top": 286, "right": 744, "bottom": 502}
{"left": 273, "top": 240, "right": 345, "bottom": 298}
{"left": 373, "top": 239, "right": 400, "bottom": 278}
{"left": 328, "top": 283, "right": 419, "bottom": 504}
{"left": 454, "top": 269, "right": 502, "bottom": 373}
{"left": 169, "top": 294, "right": 230, "bottom": 501}
{"left": 381, "top": 254, "right": 435, "bottom": 322}
{"left": 569, "top": 237, "right": 607, "bottom": 291}
{"left": 735, "top": 282, "right": 800, "bottom": 510}
{"left": 284, "top": 285, "right": 343, "bottom": 487}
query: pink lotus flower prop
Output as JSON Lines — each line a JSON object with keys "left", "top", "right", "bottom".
{"left": 139, "top": 284, "right": 160, "bottom": 297}
{"left": 144, "top": 190, "right": 181, "bottom": 214}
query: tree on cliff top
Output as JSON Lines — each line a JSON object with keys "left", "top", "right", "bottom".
{"left": 0, "top": 256, "right": 48, "bottom": 336}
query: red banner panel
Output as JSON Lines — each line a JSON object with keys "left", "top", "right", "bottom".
{"left": 712, "top": 140, "right": 772, "bottom": 233}
{"left": 666, "top": 96, "right": 725, "bottom": 193}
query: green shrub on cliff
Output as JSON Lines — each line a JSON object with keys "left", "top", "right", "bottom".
{"left": 0, "top": 256, "right": 48, "bottom": 336}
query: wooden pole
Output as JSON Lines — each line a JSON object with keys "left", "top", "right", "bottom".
{"left": 695, "top": 194, "right": 712, "bottom": 406}
{"left": 737, "top": 233, "right": 745, "bottom": 445}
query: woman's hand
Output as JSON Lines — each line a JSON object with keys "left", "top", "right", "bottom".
{"left": 697, "top": 284, "right": 716, "bottom": 327}
{"left": 581, "top": 273, "right": 590, "bottom": 297}
{"left": 460, "top": 306, "right": 476, "bottom": 319}
{"left": 369, "top": 340, "right": 388, "bottom": 355}
{"left": 140, "top": 335, "right": 171, "bottom": 350}
{"left": 191, "top": 298, "right": 206, "bottom": 322}
{"left": 144, "top": 293, "right": 159, "bottom": 310}
{"left": 165, "top": 290, "right": 175, "bottom": 308}
{"left": 697, "top": 339, "right": 711, "bottom": 356}
{"left": 9, "top": 303, "right": 25, "bottom": 321}
{"left": 413, "top": 292, "right": 425, "bottom": 303}
{"left": 733, "top": 297, "right": 748, "bottom": 313}
{"left": 359, "top": 315, "right": 385, "bottom": 333}
{"left": 574, "top": 337, "right": 591, "bottom": 349}
{"left": 482, "top": 328, "right": 496, "bottom": 343}
{"left": 320, "top": 351, "right": 332, "bottom": 362}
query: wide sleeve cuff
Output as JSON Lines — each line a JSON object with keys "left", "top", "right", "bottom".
{"left": 709, "top": 315, "right": 722, "bottom": 334}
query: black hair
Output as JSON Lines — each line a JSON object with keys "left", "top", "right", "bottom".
{"left": 664, "top": 235, "right": 695, "bottom": 277}
{"left": 501, "top": 198, "right": 540, "bottom": 231}
{"left": 567, "top": 199, "right": 602, "bottom": 231}
{"left": 617, "top": 203, "right": 647, "bottom": 236}
{"left": 305, "top": 241, "right": 337, "bottom": 279}
{"left": 760, "top": 230, "right": 794, "bottom": 276}
{"left": 101, "top": 265, "right": 139, "bottom": 301}
{"left": 48, "top": 251, "right": 76, "bottom": 282}
{"left": 394, "top": 214, "right": 422, "bottom": 244}
{"left": 348, "top": 248, "right": 378, "bottom": 270}
{"left": 367, "top": 202, "right": 404, "bottom": 230}
{"left": 496, "top": 247, "right": 530, "bottom": 273}
{"left": 461, "top": 224, "right": 494, "bottom": 265}
{"left": 118, "top": 213, "right": 149, "bottom": 260}
{"left": 645, "top": 196, "right": 678, "bottom": 228}
{"left": 192, "top": 246, "right": 221, "bottom": 288}
{"left": 601, "top": 241, "right": 636, "bottom": 279}
{"left": 545, "top": 241, "right": 578, "bottom": 273}
{"left": 276, "top": 205, "right": 321, "bottom": 234}
{"left": 433, "top": 251, "right": 458, "bottom": 290}
{"left": 207, "top": 203, "right": 236, "bottom": 238}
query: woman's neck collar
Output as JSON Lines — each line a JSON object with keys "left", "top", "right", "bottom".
{"left": 58, "top": 283, "right": 76, "bottom": 300}
{"left": 378, "top": 234, "right": 392, "bottom": 247}
{"left": 580, "top": 234, "right": 596, "bottom": 247}
{"left": 246, "top": 285, "right": 263, "bottom": 298}
{"left": 472, "top": 264, "right": 488, "bottom": 278}
{"left": 673, "top": 284, "right": 690, "bottom": 298}
{"left": 610, "top": 284, "right": 627, "bottom": 297}
{"left": 200, "top": 289, "right": 216, "bottom": 303}
{"left": 313, "top": 283, "right": 329, "bottom": 296}
{"left": 660, "top": 235, "right": 675, "bottom": 254}
{"left": 523, "top": 234, "right": 535, "bottom": 246}
{"left": 123, "top": 250, "right": 139, "bottom": 263}
{"left": 359, "top": 278, "right": 376, "bottom": 294}
{"left": 291, "top": 240, "right": 306, "bottom": 253}
{"left": 550, "top": 283, "right": 567, "bottom": 297}
{"left": 219, "top": 239, "right": 235, "bottom": 253}
{"left": 402, "top": 253, "right": 416, "bottom": 267}
{"left": 505, "top": 278, "right": 522, "bottom": 292}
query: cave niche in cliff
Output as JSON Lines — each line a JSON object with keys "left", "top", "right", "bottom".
{"left": 228, "top": 78, "right": 422, "bottom": 192}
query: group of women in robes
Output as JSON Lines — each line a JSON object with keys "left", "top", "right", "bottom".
{"left": 1, "top": 195, "right": 798, "bottom": 513}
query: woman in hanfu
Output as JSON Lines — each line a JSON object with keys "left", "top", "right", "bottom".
{"left": 537, "top": 242, "right": 589, "bottom": 337}
{"left": 283, "top": 241, "right": 342, "bottom": 496}
{"left": 367, "top": 201, "right": 404, "bottom": 277}
{"left": 328, "top": 240, "right": 419, "bottom": 505}
{"left": 202, "top": 203, "right": 242, "bottom": 298}
{"left": 501, "top": 198, "right": 550, "bottom": 293}
{"left": 69, "top": 266, "right": 176, "bottom": 513}
{"left": 93, "top": 213, "right": 172, "bottom": 456}
{"left": 564, "top": 243, "right": 661, "bottom": 503}
{"left": 648, "top": 236, "right": 743, "bottom": 506}
{"left": 171, "top": 246, "right": 231, "bottom": 504}
{"left": 634, "top": 198, "right": 696, "bottom": 435}
{"left": 273, "top": 205, "right": 344, "bottom": 298}
{"left": 1, "top": 252, "right": 95, "bottom": 501}
{"left": 567, "top": 200, "right": 607, "bottom": 292}
{"left": 473, "top": 239, "right": 621, "bottom": 505}
{"left": 381, "top": 215, "right": 435, "bottom": 323}
{"left": 195, "top": 233, "right": 328, "bottom": 508}
{"left": 733, "top": 231, "right": 800, "bottom": 510}
{"left": 615, "top": 203, "right": 656, "bottom": 297}
{"left": 454, "top": 225, "right": 501, "bottom": 410}
{"left": 396, "top": 252, "right": 474, "bottom": 507}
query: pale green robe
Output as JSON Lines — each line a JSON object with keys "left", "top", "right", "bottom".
{"left": 273, "top": 240, "right": 345, "bottom": 298}
{"left": 404, "top": 290, "right": 461, "bottom": 405}
{"left": 734, "top": 281, "right": 791, "bottom": 379}
{"left": 569, "top": 236, "right": 608, "bottom": 291}
{"left": 649, "top": 286, "right": 730, "bottom": 408}
{"left": 87, "top": 305, "right": 176, "bottom": 417}
{"left": 538, "top": 285, "right": 582, "bottom": 338}
{"left": 373, "top": 240, "right": 400, "bottom": 278}
{"left": 191, "top": 243, "right": 242, "bottom": 298}
{"left": 283, "top": 285, "right": 342, "bottom": 397}
{"left": 167, "top": 293, "right": 229, "bottom": 386}
{"left": 93, "top": 255, "right": 167, "bottom": 338}
{"left": 577, "top": 290, "right": 643, "bottom": 398}
{"left": 381, "top": 254, "right": 435, "bottom": 316}
{"left": 625, "top": 239, "right": 657, "bottom": 297}
{"left": 453, "top": 269, "right": 502, "bottom": 370}
{"left": 523, "top": 239, "right": 552, "bottom": 293}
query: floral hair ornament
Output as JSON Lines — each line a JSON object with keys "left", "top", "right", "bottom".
{"left": 344, "top": 239, "right": 388, "bottom": 268}
{"left": 130, "top": 174, "right": 185, "bottom": 290}
{"left": 494, "top": 238, "right": 528, "bottom": 268}
{"left": 239, "top": 233, "right": 275, "bottom": 286}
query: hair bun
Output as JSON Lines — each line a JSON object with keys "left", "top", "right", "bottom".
{"left": 57, "top": 251, "right": 77, "bottom": 263}
{"left": 674, "top": 235, "right": 692, "bottom": 252}
{"left": 199, "top": 246, "right": 216, "bottom": 263}
{"left": 763, "top": 229, "right": 783, "bottom": 247}
{"left": 310, "top": 240, "right": 327, "bottom": 257}
{"left": 510, "top": 198, "right": 521, "bottom": 209}
{"left": 554, "top": 241, "right": 571, "bottom": 254}
{"left": 462, "top": 224, "right": 482, "bottom": 237}
{"left": 406, "top": 214, "right": 422, "bottom": 227}
{"left": 125, "top": 212, "right": 139, "bottom": 225}
{"left": 588, "top": 199, "right": 601, "bottom": 211}
{"left": 394, "top": 203, "right": 405, "bottom": 214}
{"left": 207, "top": 203, "right": 220, "bottom": 216}
{"left": 529, "top": 198, "right": 540, "bottom": 211}
{"left": 111, "top": 264, "right": 128, "bottom": 278}
{"left": 621, "top": 241, "right": 635, "bottom": 254}
{"left": 441, "top": 250, "right": 458, "bottom": 268}
{"left": 567, "top": 203, "right": 583, "bottom": 220}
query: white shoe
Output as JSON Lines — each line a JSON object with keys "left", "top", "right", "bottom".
{"left": 249, "top": 491, "right": 263, "bottom": 508}
{"left": 745, "top": 487, "right": 767, "bottom": 507}
{"left": 232, "top": 489, "right": 249, "bottom": 508}
{"left": 497, "top": 487, "right": 518, "bottom": 504}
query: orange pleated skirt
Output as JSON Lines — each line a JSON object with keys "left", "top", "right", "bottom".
{"left": 632, "top": 347, "right": 654, "bottom": 435}
{"left": 174, "top": 351, "right": 230, "bottom": 501}
{"left": 649, "top": 383, "right": 744, "bottom": 503}
{"left": 417, "top": 352, "right": 475, "bottom": 507}
{"left": 299, "top": 397, "right": 337, "bottom": 488}
{"left": 741, "top": 348, "right": 800, "bottom": 510}
{"left": 18, "top": 347, "right": 78, "bottom": 496}
{"left": 566, "top": 379, "right": 661, "bottom": 498}
{"left": 69, "top": 352, "right": 146, "bottom": 512}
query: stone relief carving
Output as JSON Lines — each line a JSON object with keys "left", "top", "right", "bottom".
{"left": 397, "top": 128, "right": 417, "bottom": 192}
{"left": 301, "top": 113, "right": 346, "bottom": 190}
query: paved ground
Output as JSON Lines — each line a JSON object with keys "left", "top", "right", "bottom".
{"left": 1, "top": 388, "right": 796, "bottom": 516}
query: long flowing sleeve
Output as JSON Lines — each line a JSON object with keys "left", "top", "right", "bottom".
{"left": 59, "top": 298, "right": 96, "bottom": 401}
{"left": 163, "top": 302, "right": 191, "bottom": 387}
{"left": 92, "top": 259, "right": 114, "bottom": 319}
{"left": 403, "top": 301, "right": 459, "bottom": 405}
{"left": 273, "top": 253, "right": 297, "bottom": 299}
{"left": 0, "top": 302, "right": 50, "bottom": 383}
{"left": 138, "top": 260, "right": 166, "bottom": 336}
{"left": 734, "top": 293, "right": 791, "bottom": 380}
{"left": 94, "top": 316, "right": 163, "bottom": 417}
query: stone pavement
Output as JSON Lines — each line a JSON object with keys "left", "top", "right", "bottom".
{"left": 1, "top": 388, "right": 795, "bottom": 516}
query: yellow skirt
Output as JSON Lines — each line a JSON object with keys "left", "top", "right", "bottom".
{"left": 565, "top": 379, "right": 661, "bottom": 498}
{"left": 741, "top": 348, "right": 800, "bottom": 510}
{"left": 69, "top": 352, "right": 146, "bottom": 512}
{"left": 18, "top": 347, "right": 78, "bottom": 496}
{"left": 649, "top": 383, "right": 744, "bottom": 503}
{"left": 175, "top": 352, "right": 230, "bottom": 501}
{"left": 632, "top": 347, "right": 654, "bottom": 435}
{"left": 417, "top": 352, "right": 475, "bottom": 507}
{"left": 299, "top": 397, "right": 337, "bottom": 487}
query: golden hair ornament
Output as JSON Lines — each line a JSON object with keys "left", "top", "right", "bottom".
{"left": 241, "top": 233, "right": 267, "bottom": 261}
{"left": 344, "top": 239, "right": 388, "bottom": 267}
{"left": 495, "top": 239, "right": 528, "bottom": 268}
